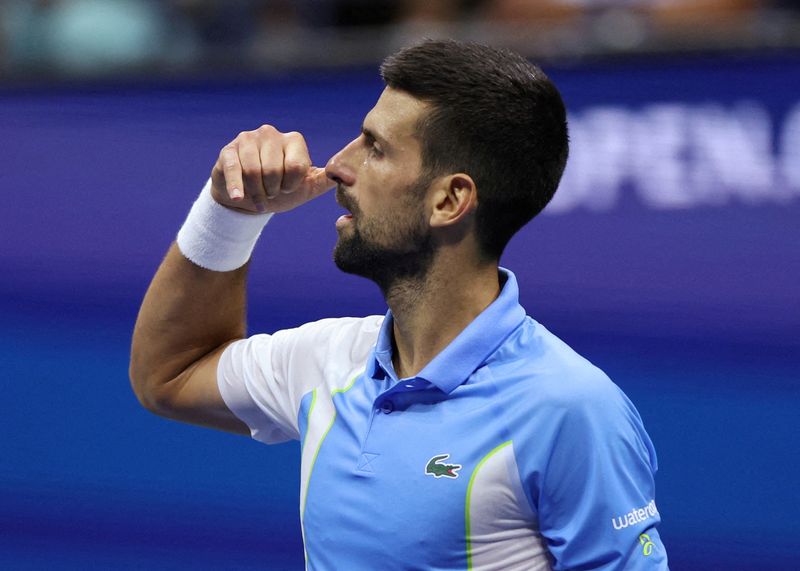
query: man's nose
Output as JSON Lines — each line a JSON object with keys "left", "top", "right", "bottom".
{"left": 325, "top": 138, "right": 359, "bottom": 187}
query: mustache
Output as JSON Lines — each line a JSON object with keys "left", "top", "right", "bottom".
{"left": 336, "top": 185, "right": 359, "bottom": 215}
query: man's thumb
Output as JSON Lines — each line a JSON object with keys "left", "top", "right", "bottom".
{"left": 304, "top": 167, "right": 335, "bottom": 197}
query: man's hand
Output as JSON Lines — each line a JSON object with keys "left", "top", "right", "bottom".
{"left": 211, "top": 125, "right": 334, "bottom": 214}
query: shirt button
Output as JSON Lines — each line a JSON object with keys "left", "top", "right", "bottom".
{"left": 380, "top": 401, "right": 394, "bottom": 414}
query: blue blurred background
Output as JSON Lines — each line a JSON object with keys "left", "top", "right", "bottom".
{"left": 1, "top": 1, "right": 799, "bottom": 570}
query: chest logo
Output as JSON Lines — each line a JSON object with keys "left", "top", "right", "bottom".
{"left": 425, "top": 454, "right": 462, "bottom": 479}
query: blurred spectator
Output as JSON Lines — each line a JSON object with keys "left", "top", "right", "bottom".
{"left": 168, "top": 0, "right": 259, "bottom": 49}
{"left": 1, "top": 0, "right": 183, "bottom": 75}
{"left": 1, "top": 0, "right": 55, "bottom": 71}
{"left": 647, "top": 0, "right": 759, "bottom": 28}
{"left": 248, "top": 0, "right": 308, "bottom": 68}
{"left": 479, "top": 0, "right": 764, "bottom": 53}
{"left": 482, "top": 0, "right": 583, "bottom": 26}
{"left": 389, "top": 0, "right": 467, "bottom": 50}
{"left": 0, "top": 0, "right": 795, "bottom": 79}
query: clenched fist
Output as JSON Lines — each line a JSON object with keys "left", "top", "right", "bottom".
{"left": 210, "top": 125, "right": 334, "bottom": 214}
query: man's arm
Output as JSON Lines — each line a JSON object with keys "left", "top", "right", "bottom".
{"left": 130, "top": 244, "right": 250, "bottom": 433}
{"left": 129, "top": 125, "right": 333, "bottom": 433}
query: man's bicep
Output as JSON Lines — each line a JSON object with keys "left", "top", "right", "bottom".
{"left": 155, "top": 342, "right": 251, "bottom": 435}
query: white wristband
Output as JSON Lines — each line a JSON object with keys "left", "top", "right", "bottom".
{"left": 176, "top": 179, "right": 273, "bottom": 272}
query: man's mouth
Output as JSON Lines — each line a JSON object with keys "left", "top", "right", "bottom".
{"left": 335, "top": 213, "right": 353, "bottom": 230}
{"left": 335, "top": 186, "right": 357, "bottom": 217}
{"left": 335, "top": 185, "right": 356, "bottom": 229}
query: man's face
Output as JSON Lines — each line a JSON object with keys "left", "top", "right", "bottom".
{"left": 325, "top": 88, "right": 436, "bottom": 288}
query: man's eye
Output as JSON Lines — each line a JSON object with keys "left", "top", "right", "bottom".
{"left": 369, "top": 142, "right": 383, "bottom": 157}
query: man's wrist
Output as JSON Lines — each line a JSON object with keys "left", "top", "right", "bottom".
{"left": 176, "top": 179, "right": 273, "bottom": 272}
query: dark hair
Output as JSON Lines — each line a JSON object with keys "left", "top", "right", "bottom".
{"left": 381, "top": 39, "right": 569, "bottom": 260}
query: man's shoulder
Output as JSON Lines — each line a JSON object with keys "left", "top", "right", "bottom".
{"left": 287, "top": 314, "right": 385, "bottom": 339}
{"left": 268, "top": 314, "right": 384, "bottom": 367}
{"left": 489, "top": 316, "right": 621, "bottom": 406}
{"left": 491, "top": 318, "right": 651, "bottom": 465}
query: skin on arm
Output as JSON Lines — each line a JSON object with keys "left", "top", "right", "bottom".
{"left": 129, "top": 126, "right": 333, "bottom": 433}
{"left": 130, "top": 245, "right": 251, "bottom": 433}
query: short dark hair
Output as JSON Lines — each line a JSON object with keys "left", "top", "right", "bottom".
{"left": 381, "top": 39, "right": 569, "bottom": 260}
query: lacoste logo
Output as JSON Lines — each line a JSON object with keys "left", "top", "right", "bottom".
{"left": 425, "top": 454, "right": 462, "bottom": 479}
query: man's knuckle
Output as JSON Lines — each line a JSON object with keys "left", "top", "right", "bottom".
{"left": 285, "top": 159, "right": 308, "bottom": 174}
{"left": 261, "top": 165, "right": 281, "bottom": 179}
{"left": 241, "top": 165, "right": 260, "bottom": 179}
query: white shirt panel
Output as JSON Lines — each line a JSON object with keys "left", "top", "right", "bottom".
{"left": 217, "top": 315, "right": 384, "bottom": 444}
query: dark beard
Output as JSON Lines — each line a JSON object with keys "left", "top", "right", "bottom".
{"left": 334, "top": 224, "right": 435, "bottom": 293}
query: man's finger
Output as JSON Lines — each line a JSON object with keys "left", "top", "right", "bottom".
{"left": 258, "top": 134, "right": 284, "bottom": 200}
{"left": 281, "top": 132, "right": 311, "bottom": 193}
{"left": 302, "top": 167, "right": 336, "bottom": 199}
{"left": 239, "top": 137, "right": 268, "bottom": 210}
{"left": 220, "top": 146, "right": 244, "bottom": 201}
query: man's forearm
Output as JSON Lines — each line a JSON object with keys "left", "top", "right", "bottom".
{"left": 129, "top": 243, "right": 247, "bottom": 412}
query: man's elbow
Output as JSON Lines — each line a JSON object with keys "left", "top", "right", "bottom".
{"left": 129, "top": 362, "right": 174, "bottom": 416}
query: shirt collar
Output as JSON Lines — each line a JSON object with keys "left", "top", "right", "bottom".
{"left": 367, "top": 268, "right": 527, "bottom": 393}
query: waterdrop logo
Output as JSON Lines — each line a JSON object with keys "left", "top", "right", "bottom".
{"left": 611, "top": 499, "right": 659, "bottom": 530}
{"left": 639, "top": 533, "right": 656, "bottom": 556}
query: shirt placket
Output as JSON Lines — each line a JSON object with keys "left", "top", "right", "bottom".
{"left": 356, "top": 376, "right": 427, "bottom": 475}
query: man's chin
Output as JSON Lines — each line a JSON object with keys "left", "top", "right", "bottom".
{"left": 333, "top": 243, "right": 365, "bottom": 276}
{"left": 333, "top": 236, "right": 383, "bottom": 281}
{"left": 333, "top": 226, "right": 435, "bottom": 289}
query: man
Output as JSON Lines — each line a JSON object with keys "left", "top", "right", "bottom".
{"left": 130, "top": 40, "right": 668, "bottom": 570}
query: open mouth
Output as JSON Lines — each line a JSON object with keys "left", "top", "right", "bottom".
{"left": 335, "top": 187, "right": 356, "bottom": 227}
{"left": 335, "top": 213, "right": 354, "bottom": 232}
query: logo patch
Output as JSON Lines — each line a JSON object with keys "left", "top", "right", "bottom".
{"left": 425, "top": 454, "right": 462, "bottom": 479}
{"left": 639, "top": 533, "right": 655, "bottom": 556}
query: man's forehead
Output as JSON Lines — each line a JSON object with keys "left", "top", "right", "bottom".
{"left": 363, "top": 87, "right": 429, "bottom": 142}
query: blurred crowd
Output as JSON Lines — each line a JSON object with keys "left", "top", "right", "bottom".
{"left": 1, "top": 0, "right": 798, "bottom": 77}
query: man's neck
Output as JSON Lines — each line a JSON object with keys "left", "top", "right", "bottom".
{"left": 386, "top": 261, "right": 501, "bottom": 380}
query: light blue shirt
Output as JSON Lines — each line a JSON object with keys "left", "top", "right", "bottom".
{"left": 219, "top": 269, "right": 669, "bottom": 570}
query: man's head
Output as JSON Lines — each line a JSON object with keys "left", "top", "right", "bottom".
{"left": 326, "top": 39, "right": 568, "bottom": 288}
{"left": 380, "top": 39, "right": 569, "bottom": 261}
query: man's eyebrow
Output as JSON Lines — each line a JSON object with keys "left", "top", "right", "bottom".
{"left": 361, "top": 124, "right": 388, "bottom": 147}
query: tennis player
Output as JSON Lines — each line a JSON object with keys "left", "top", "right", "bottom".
{"left": 131, "top": 39, "right": 668, "bottom": 570}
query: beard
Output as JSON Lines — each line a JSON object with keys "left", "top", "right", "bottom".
{"left": 333, "top": 177, "right": 435, "bottom": 293}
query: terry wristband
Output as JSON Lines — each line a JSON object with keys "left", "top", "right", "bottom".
{"left": 176, "top": 179, "right": 273, "bottom": 272}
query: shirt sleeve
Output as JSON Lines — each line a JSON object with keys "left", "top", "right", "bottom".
{"left": 217, "top": 316, "right": 383, "bottom": 445}
{"left": 536, "top": 381, "right": 669, "bottom": 570}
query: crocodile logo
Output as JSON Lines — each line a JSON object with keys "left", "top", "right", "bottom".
{"left": 425, "top": 454, "right": 462, "bottom": 479}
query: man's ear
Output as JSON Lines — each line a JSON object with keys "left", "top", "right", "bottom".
{"left": 429, "top": 174, "right": 477, "bottom": 228}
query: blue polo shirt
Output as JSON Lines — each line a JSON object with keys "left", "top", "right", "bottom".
{"left": 218, "top": 269, "right": 669, "bottom": 570}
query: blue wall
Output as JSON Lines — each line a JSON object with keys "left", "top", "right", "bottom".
{"left": 2, "top": 53, "right": 798, "bottom": 570}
